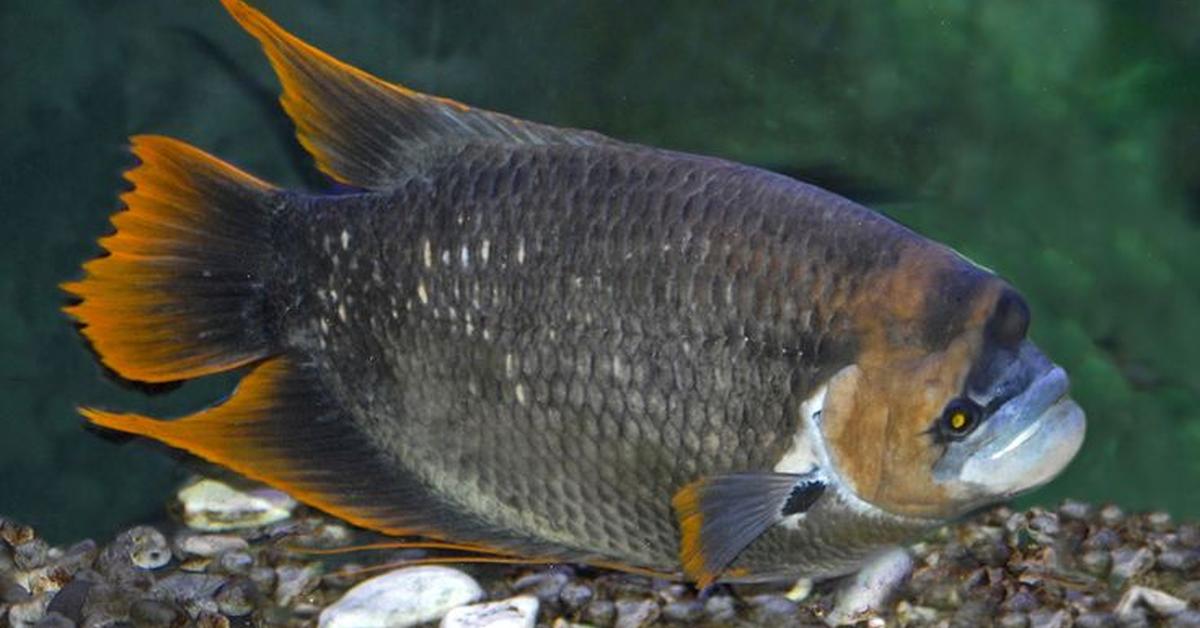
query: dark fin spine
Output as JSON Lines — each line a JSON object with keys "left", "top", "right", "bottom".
{"left": 219, "top": 0, "right": 608, "bottom": 189}
{"left": 672, "top": 473, "right": 826, "bottom": 588}
{"left": 62, "top": 135, "right": 278, "bottom": 383}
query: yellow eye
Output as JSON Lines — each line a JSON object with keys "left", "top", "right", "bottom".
{"left": 939, "top": 398, "right": 981, "bottom": 440}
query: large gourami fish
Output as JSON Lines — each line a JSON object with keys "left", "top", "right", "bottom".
{"left": 64, "top": 0, "right": 1086, "bottom": 589}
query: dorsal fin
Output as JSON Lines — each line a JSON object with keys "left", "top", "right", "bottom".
{"left": 220, "top": 0, "right": 612, "bottom": 189}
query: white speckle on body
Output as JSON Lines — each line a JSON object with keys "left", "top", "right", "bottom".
{"left": 515, "top": 383, "right": 528, "bottom": 406}
{"left": 423, "top": 239, "right": 434, "bottom": 269}
{"left": 480, "top": 239, "right": 490, "bottom": 263}
{"left": 329, "top": 289, "right": 338, "bottom": 303}
{"left": 319, "top": 318, "right": 330, "bottom": 334}
{"left": 340, "top": 229, "right": 350, "bottom": 250}
{"left": 460, "top": 245, "right": 470, "bottom": 268}
{"left": 505, "top": 353, "right": 517, "bottom": 378}
{"left": 441, "top": 249, "right": 451, "bottom": 266}
{"left": 337, "top": 303, "right": 347, "bottom": 322}
{"left": 516, "top": 237, "right": 526, "bottom": 264}
{"left": 418, "top": 281, "right": 429, "bottom": 305}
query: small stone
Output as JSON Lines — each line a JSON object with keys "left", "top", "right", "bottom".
{"left": 215, "top": 577, "right": 256, "bottom": 617}
{"left": 275, "top": 563, "right": 322, "bottom": 607}
{"left": 998, "top": 613, "right": 1029, "bottom": 628}
{"left": 1074, "top": 612, "right": 1118, "bottom": 628}
{"left": 318, "top": 565, "right": 483, "bottom": 628}
{"left": 894, "top": 601, "right": 938, "bottom": 624}
{"left": 1148, "top": 512, "right": 1173, "bottom": 532}
{"left": 1111, "top": 547, "right": 1155, "bottom": 581}
{"left": 512, "top": 570, "right": 569, "bottom": 604}
{"left": 2, "top": 574, "right": 33, "bottom": 603}
{"left": 45, "top": 579, "right": 92, "bottom": 624}
{"left": 1028, "top": 609, "right": 1070, "bottom": 628}
{"left": 1058, "top": 500, "right": 1094, "bottom": 521}
{"left": 194, "top": 610, "right": 231, "bottom": 628}
{"left": 8, "top": 591, "right": 52, "bottom": 626}
{"left": 214, "top": 550, "right": 254, "bottom": 575}
{"left": 122, "top": 526, "right": 170, "bottom": 570}
{"left": 1167, "top": 610, "right": 1200, "bottom": 628}
{"left": 1179, "top": 581, "right": 1200, "bottom": 603}
{"left": 557, "top": 582, "right": 593, "bottom": 611}
{"left": 1080, "top": 550, "right": 1112, "bottom": 577}
{"left": 129, "top": 598, "right": 186, "bottom": 628}
{"left": 660, "top": 600, "right": 703, "bottom": 623}
{"left": 177, "top": 478, "right": 297, "bottom": 531}
{"left": 246, "top": 565, "right": 275, "bottom": 592}
{"left": 613, "top": 598, "right": 659, "bottom": 628}
{"left": 151, "top": 573, "right": 226, "bottom": 617}
{"left": 1084, "top": 528, "right": 1121, "bottom": 551}
{"left": 14, "top": 539, "right": 51, "bottom": 571}
{"left": 178, "top": 535, "right": 249, "bottom": 558}
{"left": 747, "top": 594, "right": 797, "bottom": 622}
{"left": 1158, "top": 549, "right": 1200, "bottom": 572}
{"left": 1, "top": 520, "right": 36, "bottom": 546}
{"left": 1179, "top": 525, "right": 1200, "bottom": 548}
{"left": 1003, "top": 589, "right": 1039, "bottom": 613}
{"left": 440, "top": 596, "right": 538, "bottom": 628}
{"left": 1099, "top": 505, "right": 1124, "bottom": 525}
{"left": 1029, "top": 512, "right": 1060, "bottom": 536}
{"left": 1116, "top": 586, "right": 1188, "bottom": 618}
{"left": 583, "top": 599, "right": 616, "bottom": 626}
{"left": 702, "top": 595, "right": 736, "bottom": 623}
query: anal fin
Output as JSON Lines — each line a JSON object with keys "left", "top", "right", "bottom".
{"left": 82, "top": 356, "right": 483, "bottom": 543}
{"left": 672, "top": 472, "right": 827, "bottom": 588}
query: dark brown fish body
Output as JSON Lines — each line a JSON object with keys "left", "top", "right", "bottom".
{"left": 270, "top": 142, "right": 946, "bottom": 574}
{"left": 66, "top": 0, "right": 1085, "bottom": 587}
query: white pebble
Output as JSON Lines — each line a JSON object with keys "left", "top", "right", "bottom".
{"left": 440, "top": 596, "right": 538, "bottom": 628}
{"left": 826, "top": 547, "right": 913, "bottom": 626}
{"left": 177, "top": 478, "right": 296, "bottom": 531}
{"left": 319, "top": 566, "right": 484, "bottom": 628}
{"left": 178, "top": 534, "right": 249, "bottom": 558}
{"left": 1116, "top": 585, "right": 1188, "bottom": 619}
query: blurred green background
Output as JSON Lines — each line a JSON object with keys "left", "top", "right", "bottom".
{"left": 1, "top": 1, "right": 1197, "bottom": 544}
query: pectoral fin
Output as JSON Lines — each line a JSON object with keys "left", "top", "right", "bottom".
{"left": 672, "top": 472, "right": 826, "bottom": 588}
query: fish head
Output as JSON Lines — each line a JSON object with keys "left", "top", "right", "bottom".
{"left": 819, "top": 275, "right": 1086, "bottom": 520}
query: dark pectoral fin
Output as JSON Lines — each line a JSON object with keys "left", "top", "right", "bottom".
{"left": 672, "top": 472, "right": 827, "bottom": 588}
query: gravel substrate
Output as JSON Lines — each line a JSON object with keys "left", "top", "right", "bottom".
{"left": 2, "top": 482, "right": 1198, "bottom": 627}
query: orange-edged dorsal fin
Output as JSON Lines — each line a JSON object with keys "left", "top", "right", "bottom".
{"left": 62, "top": 135, "right": 278, "bottom": 384}
{"left": 219, "top": 0, "right": 612, "bottom": 190}
{"left": 80, "top": 355, "right": 560, "bottom": 558}
{"left": 672, "top": 473, "right": 827, "bottom": 589}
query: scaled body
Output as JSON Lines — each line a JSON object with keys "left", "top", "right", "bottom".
{"left": 65, "top": 0, "right": 1085, "bottom": 587}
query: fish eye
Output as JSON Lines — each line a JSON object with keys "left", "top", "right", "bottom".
{"left": 939, "top": 398, "right": 981, "bottom": 440}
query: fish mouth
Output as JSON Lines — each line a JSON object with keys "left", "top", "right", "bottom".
{"left": 953, "top": 366, "right": 1087, "bottom": 499}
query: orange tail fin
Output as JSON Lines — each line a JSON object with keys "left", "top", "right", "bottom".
{"left": 62, "top": 135, "right": 279, "bottom": 383}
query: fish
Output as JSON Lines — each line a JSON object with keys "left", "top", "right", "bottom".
{"left": 63, "top": 0, "right": 1086, "bottom": 589}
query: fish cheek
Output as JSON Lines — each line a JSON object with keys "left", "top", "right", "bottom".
{"left": 821, "top": 356, "right": 969, "bottom": 519}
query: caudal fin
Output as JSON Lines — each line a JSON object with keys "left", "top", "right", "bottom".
{"left": 63, "top": 135, "right": 279, "bottom": 383}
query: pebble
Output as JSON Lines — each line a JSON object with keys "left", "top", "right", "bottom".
{"left": 703, "top": 594, "right": 736, "bottom": 623}
{"left": 557, "top": 581, "right": 593, "bottom": 611}
{"left": 318, "top": 566, "right": 483, "bottom": 628}
{"left": 583, "top": 599, "right": 616, "bottom": 626}
{"left": 613, "top": 598, "right": 659, "bottom": 628}
{"left": 7, "top": 590, "right": 52, "bottom": 627}
{"left": 1080, "top": 549, "right": 1112, "bottom": 577}
{"left": 827, "top": 547, "right": 913, "bottom": 625}
{"left": 1159, "top": 548, "right": 1200, "bottom": 572}
{"left": 1058, "top": 500, "right": 1094, "bottom": 521}
{"left": 660, "top": 599, "right": 704, "bottom": 623}
{"left": 14, "top": 539, "right": 50, "bottom": 571}
{"left": 1116, "top": 585, "right": 1188, "bottom": 619}
{"left": 1110, "top": 547, "right": 1155, "bottom": 581}
{"left": 1167, "top": 610, "right": 1200, "bottom": 627}
{"left": 1074, "top": 611, "right": 1119, "bottom": 627}
{"left": 512, "top": 569, "right": 569, "bottom": 604}
{"left": 275, "top": 563, "right": 322, "bottom": 606}
{"left": 34, "top": 611, "right": 76, "bottom": 628}
{"left": 177, "top": 534, "right": 249, "bottom": 558}
{"left": 1099, "top": 505, "right": 1125, "bottom": 525}
{"left": 1028, "top": 609, "right": 1071, "bottom": 628}
{"left": 177, "top": 478, "right": 297, "bottom": 531}
{"left": 440, "top": 595, "right": 538, "bottom": 628}
{"left": 215, "top": 577, "right": 256, "bottom": 617}
{"left": 130, "top": 530, "right": 171, "bottom": 572}
{"left": 129, "top": 598, "right": 186, "bottom": 627}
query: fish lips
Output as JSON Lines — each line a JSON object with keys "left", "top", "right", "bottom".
{"left": 939, "top": 366, "right": 1086, "bottom": 501}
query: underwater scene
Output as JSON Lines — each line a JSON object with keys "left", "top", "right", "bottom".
{"left": 2, "top": 1, "right": 1198, "bottom": 626}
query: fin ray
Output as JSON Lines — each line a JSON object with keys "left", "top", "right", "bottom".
{"left": 62, "top": 135, "right": 277, "bottom": 383}
{"left": 219, "top": 0, "right": 611, "bottom": 189}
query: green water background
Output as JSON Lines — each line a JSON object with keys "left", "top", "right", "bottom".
{"left": 1, "top": 1, "right": 1197, "bottom": 543}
